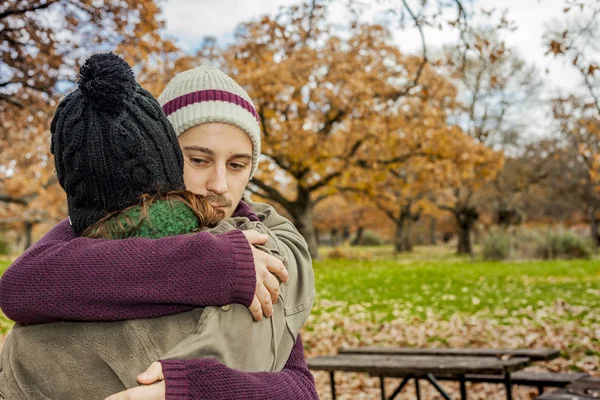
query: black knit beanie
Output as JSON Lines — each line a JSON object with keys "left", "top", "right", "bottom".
{"left": 50, "top": 53, "right": 185, "bottom": 236}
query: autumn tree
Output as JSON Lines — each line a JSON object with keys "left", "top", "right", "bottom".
{"left": 516, "top": 138, "right": 589, "bottom": 227}
{"left": 0, "top": 0, "right": 177, "bottom": 247}
{"left": 354, "top": 65, "right": 460, "bottom": 253}
{"left": 544, "top": 0, "right": 600, "bottom": 245}
{"left": 552, "top": 96, "right": 600, "bottom": 245}
{"left": 483, "top": 140, "right": 556, "bottom": 228}
{"left": 374, "top": 158, "right": 436, "bottom": 253}
{"left": 312, "top": 195, "right": 388, "bottom": 247}
{"left": 198, "top": 2, "right": 439, "bottom": 258}
{"left": 545, "top": 0, "right": 600, "bottom": 113}
{"left": 434, "top": 29, "right": 539, "bottom": 254}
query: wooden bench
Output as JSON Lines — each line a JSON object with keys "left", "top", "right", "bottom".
{"left": 534, "top": 376, "right": 600, "bottom": 399}
{"left": 434, "top": 372, "right": 590, "bottom": 394}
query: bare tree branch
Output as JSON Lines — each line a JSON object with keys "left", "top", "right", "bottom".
{"left": 374, "top": 198, "right": 400, "bottom": 224}
{"left": 582, "top": 67, "right": 600, "bottom": 115}
{"left": 394, "top": 0, "right": 428, "bottom": 99}
{"left": 0, "top": 93, "right": 25, "bottom": 108}
{"left": 0, "top": 193, "right": 28, "bottom": 206}
{"left": 248, "top": 177, "right": 294, "bottom": 211}
{"left": 0, "top": 176, "right": 58, "bottom": 206}
{"left": 0, "top": 0, "right": 60, "bottom": 20}
{"left": 312, "top": 193, "right": 329, "bottom": 206}
{"left": 307, "top": 171, "right": 342, "bottom": 193}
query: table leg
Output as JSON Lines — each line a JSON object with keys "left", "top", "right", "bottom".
{"left": 459, "top": 375, "right": 467, "bottom": 400}
{"left": 503, "top": 372, "right": 513, "bottom": 400}
{"left": 380, "top": 375, "right": 385, "bottom": 400}
{"left": 415, "top": 378, "right": 421, "bottom": 400}
{"left": 388, "top": 375, "right": 413, "bottom": 400}
{"left": 424, "top": 373, "right": 453, "bottom": 400}
{"left": 537, "top": 386, "right": 544, "bottom": 395}
{"left": 330, "top": 371, "right": 336, "bottom": 400}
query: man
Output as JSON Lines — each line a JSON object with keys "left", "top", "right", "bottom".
{"left": 0, "top": 64, "right": 316, "bottom": 399}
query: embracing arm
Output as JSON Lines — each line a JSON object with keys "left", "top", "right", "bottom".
{"left": 247, "top": 198, "right": 315, "bottom": 326}
{"left": 160, "top": 335, "right": 318, "bottom": 400}
{"left": 0, "top": 218, "right": 256, "bottom": 324}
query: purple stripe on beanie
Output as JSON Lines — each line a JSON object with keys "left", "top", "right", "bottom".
{"left": 162, "top": 89, "right": 259, "bottom": 123}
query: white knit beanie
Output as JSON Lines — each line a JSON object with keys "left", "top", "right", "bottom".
{"left": 158, "top": 66, "right": 261, "bottom": 178}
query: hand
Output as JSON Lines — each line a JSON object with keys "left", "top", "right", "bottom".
{"left": 242, "top": 230, "right": 289, "bottom": 321}
{"left": 105, "top": 362, "right": 164, "bottom": 400}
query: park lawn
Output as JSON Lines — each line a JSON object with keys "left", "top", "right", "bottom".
{"left": 0, "top": 260, "right": 12, "bottom": 334}
{"left": 0, "top": 260, "right": 8, "bottom": 274}
{"left": 311, "top": 245, "right": 600, "bottom": 325}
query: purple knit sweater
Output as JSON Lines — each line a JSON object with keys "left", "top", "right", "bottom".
{"left": 0, "top": 202, "right": 259, "bottom": 324}
{"left": 0, "top": 201, "right": 319, "bottom": 400}
{"left": 161, "top": 335, "right": 318, "bottom": 399}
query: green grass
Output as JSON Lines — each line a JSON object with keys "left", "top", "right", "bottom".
{"left": 313, "top": 245, "right": 600, "bottom": 322}
{"left": 0, "top": 260, "right": 10, "bottom": 275}
{"left": 0, "top": 260, "right": 12, "bottom": 334}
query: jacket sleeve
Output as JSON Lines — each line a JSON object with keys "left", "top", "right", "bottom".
{"left": 0, "top": 219, "right": 256, "bottom": 324}
{"left": 246, "top": 198, "right": 315, "bottom": 335}
{"left": 160, "top": 335, "right": 319, "bottom": 400}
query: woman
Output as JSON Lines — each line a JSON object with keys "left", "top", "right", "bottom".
{"left": 0, "top": 53, "right": 317, "bottom": 399}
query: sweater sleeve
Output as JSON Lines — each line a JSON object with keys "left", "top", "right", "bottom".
{"left": 0, "top": 219, "right": 256, "bottom": 324}
{"left": 160, "top": 335, "right": 318, "bottom": 400}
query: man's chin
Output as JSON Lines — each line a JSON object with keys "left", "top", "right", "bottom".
{"left": 214, "top": 205, "right": 233, "bottom": 218}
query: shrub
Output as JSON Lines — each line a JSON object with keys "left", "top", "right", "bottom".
{"left": 481, "top": 228, "right": 593, "bottom": 261}
{"left": 515, "top": 229, "right": 547, "bottom": 260}
{"left": 326, "top": 247, "right": 372, "bottom": 261}
{"left": 354, "top": 230, "right": 385, "bottom": 246}
{"left": 327, "top": 247, "right": 348, "bottom": 259}
{"left": 541, "top": 230, "right": 593, "bottom": 260}
{"left": 482, "top": 230, "right": 512, "bottom": 260}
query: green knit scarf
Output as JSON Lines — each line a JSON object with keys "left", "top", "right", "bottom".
{"left": 95, "top": 199, "right": 200, "bottom": 239}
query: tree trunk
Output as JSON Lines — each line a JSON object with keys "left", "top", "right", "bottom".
{"left": 455, "top": 207, "right": 478, "bottom": 255}
{"left": 342, "top": 227, "right": 350, "bottom": 243}
{"left": 394, "top": 219, "right": 404, "bottom": 253}
{"left": 394, "top": 217, "right": 412, "bottom": 253}
{"left": 590, "top": 206, "right": 600, "bottom": 247}
{"left": 457, "top": 223, "right": 471, "bottom": 255}
{"left": 291, "top": 203, "right": 320, "bottom": 260}
{"left": 402, "top": 219, "right": 413, "bottom": 252}
{"left": 351, "top": 226, "right": 364, "bottom": 246}
{"left": 330, "top": 228, "right": 339, "bottom": 247}
{"left": 429, "top": 216, "right": 437, "bottom": 245}
{"left": 24, "top": 221, "right": 33, "bottom": 250}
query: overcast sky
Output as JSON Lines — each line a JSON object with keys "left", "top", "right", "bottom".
{"left": 161, "top": 0, "right": 582, "bottom": 95}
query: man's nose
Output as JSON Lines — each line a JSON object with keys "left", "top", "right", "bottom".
{"left": 206, "top": 165, "right": 228, "bottom": 195}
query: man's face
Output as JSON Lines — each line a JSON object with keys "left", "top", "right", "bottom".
{"left": 178, "top": 122, "right": 253, "bottom": 218}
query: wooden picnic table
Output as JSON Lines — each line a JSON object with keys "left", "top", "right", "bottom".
{"left": 307, "top": 354, "right": 530, "bottom": 400}
{"left": 338, "top": 347, "right": 560, "bottom": 361}
{"left": 535, "top": 376, "right": 600, "bottom": 399}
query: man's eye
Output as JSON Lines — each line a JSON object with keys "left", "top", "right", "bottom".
{"left": 190, "top": 158, "right": 208, "bottom": 166}
{"left": 229, "top": 162, "right": 246, "bottom": 170}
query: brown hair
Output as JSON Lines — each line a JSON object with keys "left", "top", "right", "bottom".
{"left": 82, "top": 190, "right": 224, "bottom": 239}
